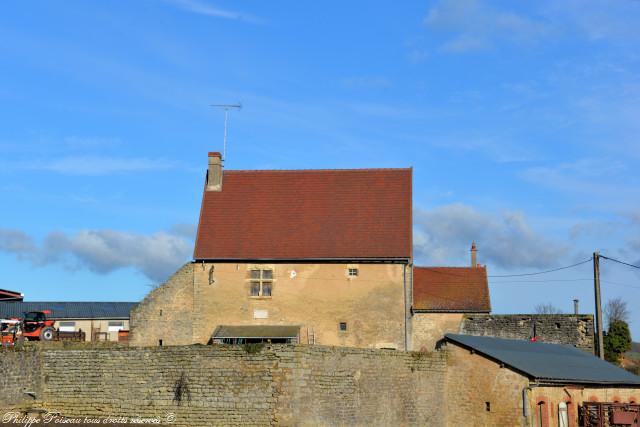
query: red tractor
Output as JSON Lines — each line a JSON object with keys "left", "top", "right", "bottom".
{"left": 1, "top": 318, "right": 21, "bottom": 347}
{"left": 21, "top": 310, "right": 56, "bottom": 341}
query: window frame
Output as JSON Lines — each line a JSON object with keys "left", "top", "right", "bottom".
{"left": 108, "top": 321, "right": 125, "bottom": 332}
{"left": 58, "top": 321, "right": 76, "bottom": 332}
{"left": 248, "top": 268, "right": 274, "bottom": 298}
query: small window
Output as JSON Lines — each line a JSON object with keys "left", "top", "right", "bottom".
{"left": 108, "top": 321, "right": 124, "bottom": 332}
{"left": 249, "top": 269, "right": 274, "bottom": 297}
{"left": 485, "top": 402, "right": 491, "bottom": 412}
{"left": 58, "top": 321, "right": 76, "bottom": 332}
{"left": 348, "top": 268, "right": 358, "bottom": 277}
{"left": 339, "top": 322, "right": 347, "bottom": 331}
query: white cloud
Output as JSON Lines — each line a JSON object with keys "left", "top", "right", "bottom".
{"left": 0, "top": 229, "right": 37, "bottom": 257}
{"left": 0, "top": 226, "right": 194, "bottom": 283}
{"left": 424, "top": 0, "right": 640, "bottom": 54}
{"left": 62, "top": 136, "right": 121, "bottom": 150}
{"left": 425, "top": 0, "right": 550, "bottom": 52}
{"left": 414, "top": 203, "right": 567, "bottom": 268}
{"left": 0, "top": 156, "right": 179, "bottom": 175}
{"left": 520, "top": 158, "right": 635, "bottom": 199}
{"left": 545, "top": 0, "right": 640, "bottom": 43}
{"left": 165, "top": 0, "right": 261, "bottom": 23}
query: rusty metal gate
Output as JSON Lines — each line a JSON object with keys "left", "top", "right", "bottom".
{"left": 580, "top": 402, "right": 640, "bottom": 427}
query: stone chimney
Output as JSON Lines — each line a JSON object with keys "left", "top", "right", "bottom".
{"left": 470, "top": 242, "right": 477, "bottom": 267}
{"left": 207, "top": 152, "right": 223, "bottom": 191}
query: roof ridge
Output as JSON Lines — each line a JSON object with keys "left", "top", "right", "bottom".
{"left": 1, "top": 301, "right": 138, "bottom": 304}
{"left": 223, "top": 167, "right": 412, "bottom": 174}
{"left": 415, "top": 266, "right": 486, "bottom": 269}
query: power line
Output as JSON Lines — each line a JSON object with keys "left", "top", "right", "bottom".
{"left": 602, "top": 280, "right": 640, "bottom": 290}
{"left": 600, "top": 255, "right": 640, "bottom": 270}
{"left": 490, "top": 278, "right": 640, "bottom": 290}
{"left": 487, "top": 258, "right": 593, "bottom": 278}
{"left": 491, "top": 278, "right": 592, "bottom": 284}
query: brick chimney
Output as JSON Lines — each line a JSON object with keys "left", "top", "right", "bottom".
{"left": 207, "top": 152, "right": 223, "bottom": 191}
{"left": 470, "top": 242, "right": 477, "bottom": 267}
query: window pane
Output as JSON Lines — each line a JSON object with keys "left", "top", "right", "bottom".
{"left": 250, "top": 282, "right": 260, "bottom": 296}
{"left": 108, "top": 322, "right": 124, "bottom": 332}
{"left": 262, "top": 270, "right": 273, "bottom": 279}
{"left": 250, "top": 270, "right": 261, "bottom": 279}
{"left": 59, "top": 321, "right": 76, "bottom": 332}
{"left": 262, "top": 282, "right": 272, "bottom": 297}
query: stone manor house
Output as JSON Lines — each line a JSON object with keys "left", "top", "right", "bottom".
{"left": 130, "top": 153, "right": 565, "bottom": 351}
{"left": 4, "top": 152, "right": 638, "bottom": 427}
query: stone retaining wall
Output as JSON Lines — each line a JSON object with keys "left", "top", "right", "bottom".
{"left": 1, "top": 344, "right": 447, "bottom": 427}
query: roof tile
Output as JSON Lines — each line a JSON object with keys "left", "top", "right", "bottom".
{"left": 194, "top": 168, "right": 412, "bottom": 260}
{"left": 413, "top": 266, "right": 491, "bottom": 312}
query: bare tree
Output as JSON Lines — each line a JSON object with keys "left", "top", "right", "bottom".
{"left": 535, "top": 303, "right": 562, "bottom": 314}
{"left": 605, "top": 297, "right": 629, "bottom": 329}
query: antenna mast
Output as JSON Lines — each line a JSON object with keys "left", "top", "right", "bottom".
{"left": 210, "top": 103, "right": 242, "bottom": 161}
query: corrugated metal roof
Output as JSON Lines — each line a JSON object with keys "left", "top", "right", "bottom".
{"left": 0, "top": 302, "right": 137, "bottom": 319}
{"left": 213, "top": 325, "right": 300, "bottom": 338}
{"left": 445, "top": 334, "right": 640, "bottom": 385}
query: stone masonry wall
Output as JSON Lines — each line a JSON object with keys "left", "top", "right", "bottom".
{"left": 1, "top": 344, "right": 447, "bottom": 427}
{"left": 131, "top": 261, "right": 407, "bottom": 350}
{"left": 0, "top": 348, "right": 42, "bottom": 409}
{"left": 444, "top": 343, "right": 528, "bottom": 427}
{"left": 460, "top": 314, "right": 594, "bottom": 352}
{"left": 412, "top": 313, "right": 464, "bottom": 352}
{"left": 129, "top": 263, "right": 195, "bottom": 347}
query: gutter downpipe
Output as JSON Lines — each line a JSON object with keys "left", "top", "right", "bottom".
{"left": 403, "top": 262, "right": 408, "bottom": 351}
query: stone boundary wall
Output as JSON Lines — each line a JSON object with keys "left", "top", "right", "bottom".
{"left": 0, "top": 348, "right": 41, "bottom": 408}
{"left": 460, "top": 314, "right": 594, "bottom": 352}
{"left": 0, "top": 344, "right": 447, "bottom": 427}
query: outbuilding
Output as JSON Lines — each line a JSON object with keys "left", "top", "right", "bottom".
{"left": 0, "top": 301, "right": 137, "bottom": 342}
{"left": 442, "top": 334, "right": 640, "bottom": 427}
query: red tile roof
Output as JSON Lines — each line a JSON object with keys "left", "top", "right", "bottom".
{"left": 194, "top": 168, "right": 412, "bottom": 260}
{"left": 0, "top": 288, "right": 23, "bottom": 301}
{"left": 412, "top": 266, "right": 491, "bottom": 312}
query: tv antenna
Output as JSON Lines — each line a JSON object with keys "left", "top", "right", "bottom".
{"left": 210, "top": 103, "right": 242, "bottom": 161}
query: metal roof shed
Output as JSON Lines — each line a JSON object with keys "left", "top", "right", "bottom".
{"left": 444, "top": 333, "right": 640, "bottom": 386}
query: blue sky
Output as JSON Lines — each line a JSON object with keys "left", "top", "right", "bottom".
{"left": 1, "top": 0, "right": 639, "bottom": 337}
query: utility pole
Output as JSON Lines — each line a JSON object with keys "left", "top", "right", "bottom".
{"left": 210, "top": 103, "right": 242, "bottom": 161}
{"left": 593, "top": 251, "right": 604, "bottom": 359}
